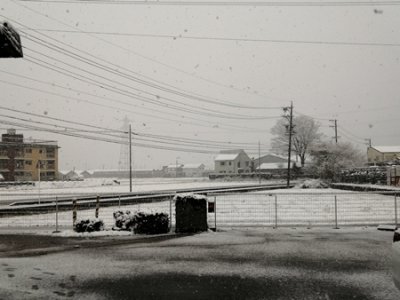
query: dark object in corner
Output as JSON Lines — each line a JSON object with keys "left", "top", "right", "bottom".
{"left": 0, "top": 22, "right": 23, "bottom": 58}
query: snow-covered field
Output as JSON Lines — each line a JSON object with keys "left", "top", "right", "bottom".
{"left": 0, "top": 186, "right": 398, "bottom": 229}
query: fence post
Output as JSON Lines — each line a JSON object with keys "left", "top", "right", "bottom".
{"left": 274, "top": 195, "right": 278, "bottom": 229}
{"left": 169, "top": 196, "right": 173, "bottom": 232}
{"left": 54, "top": 196, "right": 60, "bottom": 233}
{"left": 72, "top": 198, "right": 77, "bottom": 228}
{"left": 334, "top": 195, "right": 339, "bottom": 229}
{"left": 118, "top": 195, "right": 121, "bottom": 208}
{"left": 95, "top": 195, "right": 100, "bottom": 218}
{"left": 214, "top": 196, "right": 217, "bottom": 231}
{"left": 395, "top": 194, "right": 398, "bottom": 228}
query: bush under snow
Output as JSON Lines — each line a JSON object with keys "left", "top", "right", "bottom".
{"left": 113, "top": 210, "right": 169, "bottom": 234}
{"left": 74, "top": 218, "right": 104, "bottom": 233}
{"left": 295, "top": 179, "right": 329, "bottom": 189}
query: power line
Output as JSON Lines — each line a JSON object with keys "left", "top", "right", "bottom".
{"left": 5, "top": 15, "right": 274, "bottom": 112}
{"left": 22, "top": 47, "right": 270, "bottom": 121}
{"left": 23, "top": 28, "right": 400, "bottom": 48}
{"left": 15, "top": 0, "right": 400, "bottom": 6}
{"left": 0, "top": 106, "right": 268, "bottom": 150}
{"left": 5, "top": 3, "right": 285, "bottom": 102}
{"left": 20, "top": 33, "right": 274, "bottom": 119}
{"left": 0, "top": 74, "right": 272, "bottom": 133}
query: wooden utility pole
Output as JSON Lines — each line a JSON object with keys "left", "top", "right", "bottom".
{"left": 330, "top": 119, "right": 338, "bottom": 144}
{"left": 129, "top": 124, "right": 132, "bottom": 193}
{"left": 258, "top": 141, "right": 261, "bottom": 184}
{"left": 286, "top": 102, "right": 294, "bottom": 187}
{"left": 365, "top": 138, "right": 372, "bottom": 147}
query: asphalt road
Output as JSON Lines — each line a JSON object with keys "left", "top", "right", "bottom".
{"left": 0, "top": 227, "right": 399, "bottom": 299}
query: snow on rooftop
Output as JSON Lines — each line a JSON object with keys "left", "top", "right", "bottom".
{"left": 182, "top": 163, "right": 204, "bottom": 169}
{"left": 257, "top": 163, "right": 286, "bottom": 170}
{"left": 372, "top": 146, "right": 400, "bottom": 153}
{"left": 215, "top": 154, "right": 239, "bottom": 161}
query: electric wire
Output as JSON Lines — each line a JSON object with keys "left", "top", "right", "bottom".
{"left": 23, "top": 28, "right": 400, "bottom": 48}
{"left": 16, "top": 0, "right": 400, "bottom": 6}
{"left": 5, "top": 4, "right": 285, "bottom": 102}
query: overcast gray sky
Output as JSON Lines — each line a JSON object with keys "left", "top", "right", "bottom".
{"left": 0, "top": 0, "right": 399, "bottom": 170}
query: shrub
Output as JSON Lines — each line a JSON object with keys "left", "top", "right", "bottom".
{"left": 133, "top": 212, "right": 169, "bottom": 234}
{"left": 113, "top": 210, "right": 135, "bottom": 231}
{"left": 74, "top": 218, "right": 104, "bottom": 233}
{"left": 113, "top": 210, "right": 169, "bottom": 234}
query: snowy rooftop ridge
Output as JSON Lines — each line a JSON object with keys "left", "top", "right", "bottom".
{"left": 215, "top": 153, "right": 239, "bottom": 161}
{"left": 372, "top": 146, "right": 400, "bottom": 153}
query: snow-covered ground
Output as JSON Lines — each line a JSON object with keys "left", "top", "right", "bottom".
{"left": 0, "top": 186, "right": 398, "bottom": 229}
{"left": 0, "top": 177, "right": 281, "bottom": 204}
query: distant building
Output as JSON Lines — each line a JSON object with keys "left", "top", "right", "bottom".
{"left": 58, "top": 170, "right": 83, "bottom": 181}
{"left": 78, "top": 170, "right": 94, "bottom": 178}
{"left": 182, "top": 163, "right": 205, "bottom": 177}
{"left": 0, "top": 129, "right": 59, "bottom": 181}
{"left": 253, "top": 154, "right": 288, "bottom": 170}
{"left": 214, "top": 150, "right": 251, "bottom": 174}
{"left": 367, "top": 146, "right": 400, "bottom": 164}
{"left": 164, "top": 164, "right": 184, "bottom": 177}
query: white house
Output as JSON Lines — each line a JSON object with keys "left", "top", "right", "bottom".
{"left": 367, "top": 146, "right": 400, "bottom": 164}
{"left": 182, "top": 163, "right": 205, "bottom": 177}
{"left": 214, "top": 150, "right": 251, "bottom": 174}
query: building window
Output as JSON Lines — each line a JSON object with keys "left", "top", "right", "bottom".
{"left": 47, "top": 161, "right": 55, "bottom": 169}
{"left": 237, "top": 162, "right": 241, "bottom": 168}
{"left": 25, "top": 148, "right": 32, "bottom": 153}
{"left": 25, "top": 160, "right": 32, "bottom": 165}
{"left": 229, "top": 162, "right": 231, "bottom": 166}
{"left": 220, "top": 162, "right": 225, "bottom": 166}
{"left": 246, "top": 161, "right": 249, "bottom": 167}
{"left": 39, "top": 149, "right": 43, "bottom": 154}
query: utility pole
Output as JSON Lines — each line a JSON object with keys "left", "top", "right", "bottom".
{"left": 283, "top": 102, "right": 294, "bottom": 187}
{"left": 329, "top": 119, "right": 338, "bottom": 144}
{"left": 365, "top": 138, "right": 372, "bottom": 148}
{"left": 129, "top": 124, "right": 132, "bottom": 193}
{"left": 37, "top": 160, "right": 41, "bottom": 204}
{"left": 258, "top": 141, "right": 261, "bottom": 184}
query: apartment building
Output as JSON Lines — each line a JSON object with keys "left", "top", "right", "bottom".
{"left": 0, "top": 129, "right": 59, "bottom": 181}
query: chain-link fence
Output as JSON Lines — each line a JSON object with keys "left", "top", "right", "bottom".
{"left": 0, "top": 191, "right": 399, "bottom": 231}
{"left": 208, "top": 191, "right": 400, "bottom": 228}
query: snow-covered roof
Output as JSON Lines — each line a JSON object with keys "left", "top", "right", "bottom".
{"left": 59, "top": 170, "right": 75, "bottom": 175}
{"left": 215, "top": 154, "right": 239, "bottom": 161}
{"left": 372, "top": 146, "right": 400, "bottom": 153}
{"left": 166, "top": 164, "right": 183, "bottom": 169}
{"left": 80, "top": 170, "right": 95, "bottom": 175}
{"left": 257, "top": 163, "right": 287, "bottom": 170}
{"left": 182, "top": 163, "right": 204, "bottom": 169}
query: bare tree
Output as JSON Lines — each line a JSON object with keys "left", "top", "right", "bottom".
{"left": 271, "top": 115, "right": 322, "bottom": 167}
{"left": 309, "top": 141, "right": 366, "bottom": 180}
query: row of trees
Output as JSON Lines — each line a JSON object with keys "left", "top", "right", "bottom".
{"left": 270, "top": 115, "right": 365, "bottom": 181}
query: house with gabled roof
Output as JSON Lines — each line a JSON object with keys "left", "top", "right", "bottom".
{"left": 182, "top": 163, "right": 205, "bottom": 177}
{"left": 367, "top": 146, "right": 400, "bottom": 164}
{"left": 214, "top": 149, "right": 251, "bottom": 174}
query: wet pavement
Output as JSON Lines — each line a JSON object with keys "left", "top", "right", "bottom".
{"left": 0, "top": 227, "right": 399, "bottom": 299}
